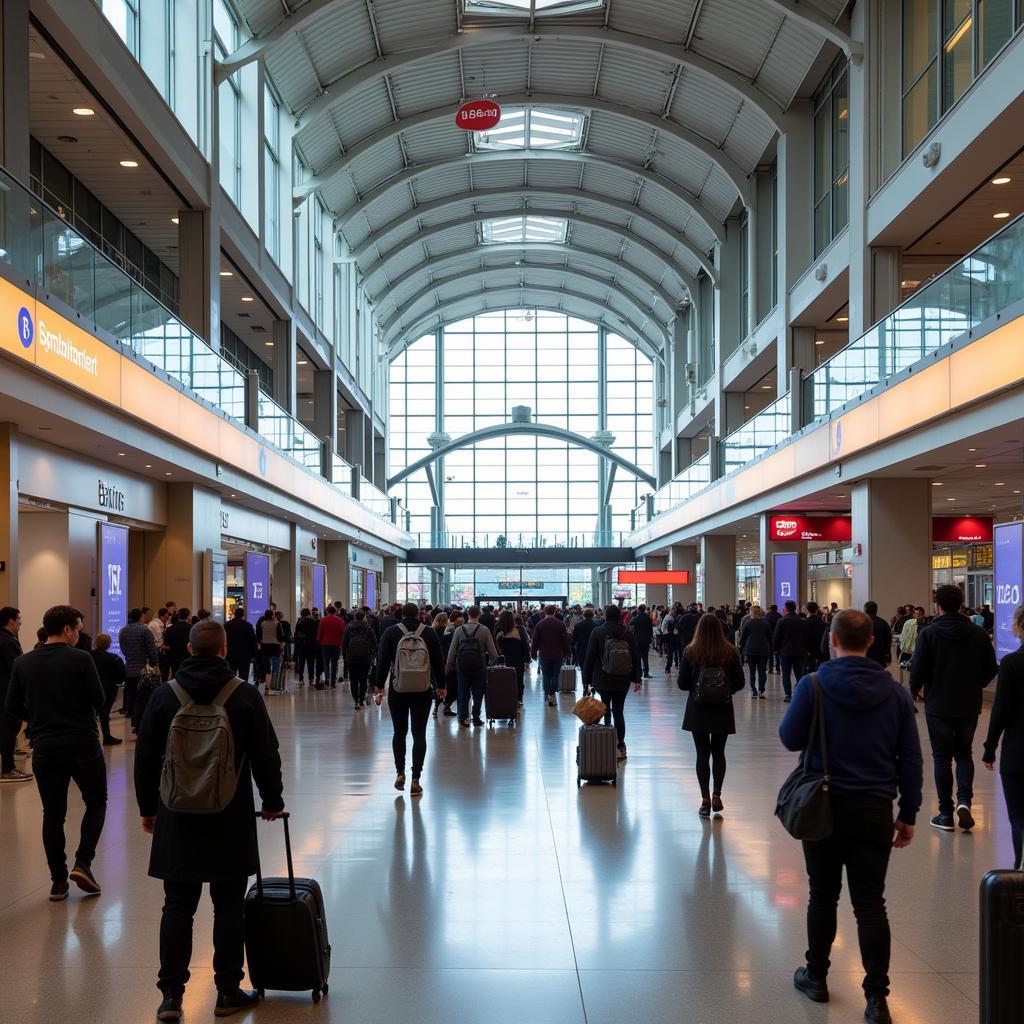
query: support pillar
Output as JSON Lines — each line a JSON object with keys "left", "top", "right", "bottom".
{"left": 850, "top": 478, "right": 932, "bottom": 620}
{"left": 271, "top": 319, "right": 297, "bottom": 415}
{"left": 670, "top": 544, "right": 697, "bottom": 606}
{"left": 760, "top": 516, "right": 808, "bottom": 611}
{"left": 313, "top": 369, "right": 337, "bottom": 475}
{"left": 383, "top": 556, "right": 398, "bottom": 608}
{"left": 322, "top": 540, "right": 350, "bottom": 609}
{"left": 178, "top": 209, "right": 220, "bottom": 346}
{"left": 0, "top": 0, "right": 30, "bottom": 185}
{"left": 271, "top": 523, "right": 300, "bottom": 622}
{"left": 644, "top": 554, "right": 669, "bottom": 607}
{"left": 345, "top": 409, "right": 366, "bottom": 472}
{"left": 0, "top": 424, "right": 17, "bottom": 607}
{"left": 701, "top": 534, "right": 737, "bottom": 608}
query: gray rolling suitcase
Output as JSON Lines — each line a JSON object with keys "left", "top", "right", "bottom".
{"left": 485, "top": 662, "right": 519, "bottom": 726}
{"left": 560, "top": 665, "right": 578, "bottom": 693}
{"left": 576, "top": 724, "right": 618, "bottom": 787}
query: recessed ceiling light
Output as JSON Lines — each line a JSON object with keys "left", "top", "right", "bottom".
{"left": 230, "top": 493, "right": 237, "bottom": 498}
{"left": 72, "top": 107, "right": 94, "bottom": 116}
{"left": 219, "top": 270, "right": 232, "bottom": 277}
{"left": 297, "top": 359, "right": 308, "bottom": 365}
{"left": 116, "top": 452, "right": 125, "bottom": 456}
{"left": 994, "top": 212, "right": 1011, "bottom": 219}
{"left": 264, "top": 341, "right": 274, "bottom": 347}
{"left": 975, "top": 463, "right": 987, "bottom": 468}
{"left": 932, "top": 482, "right": 943, "bottom": 486}
{"left": 815, "top": 339, "right": 825, "bottom": 345}
{"left": 241, "top": 296, "right": 254, "bottom": 302}
{"left": 992, "top": 176, "right": 1011, "bottom": 185}
{"left": 946, "top": 497, "right": 957, "bottom": 501}
{"left": 165, "top": 472, "right": 172, "bottom": 476}
{"left": 145, "top": 463, "right": 152, "bottom": 468}
{"left": 1014, "top": 490, "right": 1021, "bottom": 495}
{"left": 836, "top": 316, "right": 848, "bottom": 323}
{"left": 760, "top": 385, "right": 771, "bottom": 390}
{"left": 171, "top": 217, "right": 179, "bottom": 224}
{"left": 119, "top": 159, "right": 138, "bottom": 168}
{"left": 307, "top": 400, "right": 314, "bottom": 405}
{"left": 901, "top": 280, "right": 920, "bottom": 288}
{"left": 968, "top": 447, "right": 977, "bottom": 452}
{"left": 995, "top": 482, "right": 1006, "bottom": 486}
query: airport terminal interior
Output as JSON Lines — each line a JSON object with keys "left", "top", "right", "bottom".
{"left": 1, "top": 1, "right": 1024, "bottom": 1022}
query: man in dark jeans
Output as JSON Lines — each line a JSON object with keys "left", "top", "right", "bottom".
{"left": 530, "top": 604, "right": 570, "bottom": 707}
{"left": 135, "top": 619, "right": 285, "bottom": 1022}
{"left": 5, "top": 605, "right": 108, "bottom": 900}
{"left": 910, "top": 583, "right": 997, "bottom": 832}
{"left": 0, "top": 606, "right": 32, "bottom": 783}
{"left": 773, "top": 600, "right": 807, "bottom": 702}
{"left": 629, "top": 604, "right": 654, "bottom": 679}
{"left": 780, "top": 610, "right": 922, "bottom": 1024}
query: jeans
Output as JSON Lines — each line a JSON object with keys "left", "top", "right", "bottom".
{"left": 121, "top": 675, "right": 138, "bottom": 715}
{"left": 31, "top": 741, "right": 108, "bottom": 882}
{"left": 597, "top": 688, "right": 628, "bottom": 746}
{"left": 227, "top": 658, "right": 251, "bottom": 684}
{"left": 1000, "top": 771, "right": 1024, "bottom": 869}
{"left": 321, "top": 645, "right": 341, "bottom": 687}
{"left": 691, "top": 732, "right": 728, "bottom": 798}
{"left": 266, "top": 652, "right": 282, "bottom": 681}
{"left": 158, "top": 877, "right": 248, "bottom": 997}
{"left": 802, "top": 794, "right": 894, "bottom": 997}
{"left": 664, "top": 637, "right": 680, "bottom": 673}
{"left": 387, "top": 689, "right": 433, "bottom": 777}
{"left": 637, "top": 642, "right": 651, "bottom": 677}
{"left": 457, "top": 668, "right": 486, "bottom": 721}
{"left": 349, "top": 662, "right": 371, "bottom": 703}
{"left": 538, "top": 657, "right": 562, "bottom": 697}
{"left": 746, "top": 655, "right": 768, "bottom": 694}
{"left": 780, "top": 655, "right": 803, "bottom": 697}
{"left": 98, "top": 678, "right": 119, "bottom": 740}
{"left": 295, "top": 646, "right": 317, "bottom": 683}
{"left": 1, "top": 704, "right": 21, "bottom": 773}
{"left": 925, "top": 713, "right": 978, "bottom": 815}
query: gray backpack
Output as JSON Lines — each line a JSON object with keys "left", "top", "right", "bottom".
{"left": 159, "top": 678, "right": 242, "bottom": 814}
{"left": 393, "top": 624, "right": 432, "bottom": 692}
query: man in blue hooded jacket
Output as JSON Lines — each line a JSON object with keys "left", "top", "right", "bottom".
{"left": 780, "top": 609, "right": 922, "bottom": 1024}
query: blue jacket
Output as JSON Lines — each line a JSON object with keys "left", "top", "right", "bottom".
{"left": 779, "top": 656, "right": 923, "bottom": 826}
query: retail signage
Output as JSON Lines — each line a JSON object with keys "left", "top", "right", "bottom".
{"left": 994, "top": 522, "right": 1023, "bottom": 662}
{"left": 499, "top": 580, "right": 545, "bottom": 590}
{"left": 768, "top": 514, "right": 851, "bottom": 542}
{"left": 455, "top": 99, "right": 501, "bottom": 131}
{"left": 366, "top": 571, "right": 377, "bottom": 611}
{"left": 312, "top": 563, "right": 326, "bottom": 611}
{"left": 244, "top": 551, "right": 271, "bottom": 621}
{"left": 616, "top": 570, "right": 691, "bottom": 584}
{"left": 98, "top": 523, "right": 128, "bottom": 657}
{"left": 931, "top": 516, "right": 994, "bottom": 543}
{"left": 772, "top": 551, "right": 799, "bottom": 608}
{"left": 350, "top": 545, "right": 384, "bottom": 573}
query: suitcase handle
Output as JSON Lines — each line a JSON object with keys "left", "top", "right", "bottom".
{"left": 254, "top": 811, "right": 297, "bottom": 901}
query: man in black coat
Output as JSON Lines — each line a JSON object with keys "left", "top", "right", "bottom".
{"left": 0, "top": 606, "right": 30, "bottom": 782}
{"left": 582, "top": 606, "right": 642, "bottom": 759}
{"left": 135, "top": 620, "right": 285, "bottom": 1021}
{"left": 773, "top": 600, "right": 807, "bottom": 702}
{"left": 803, "top": 602, "right": 828, "bottom": 671}
{"left": 224, "top": 606, "right": 257, "bottom": 684}
{"left": 863, "top": 601, "right": 893, "bottom": 668}
{"left": 629, "top": 605, "right": 655, "bottom": 679}
{"left": 572, "top": 608, "right": 599, "bottom": 679}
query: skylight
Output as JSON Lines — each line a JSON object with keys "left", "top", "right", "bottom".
{"left": 481, "top": 215, "right": 568, "bottom": 244}
{"left": 464, "top": 1, "right": 605, "bottom": 16}
{"left": 474, "top": 107, "right": 586, "bottom": 151}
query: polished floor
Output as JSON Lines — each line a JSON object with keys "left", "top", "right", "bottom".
{"left": 0, "top": 653, "right": 1012, "bottom": 1024}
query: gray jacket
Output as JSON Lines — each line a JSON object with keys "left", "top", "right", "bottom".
{"left": 119, "top": 622, "right": 158, "bottom": 677}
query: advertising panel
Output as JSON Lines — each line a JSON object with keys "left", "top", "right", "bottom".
{"left": 312, "top": 563, "right": 326, "bottom": 612}
{"left": 366, "top": 571, "right": 377, "bottom": 611}
{"left": 994, "top": 522, "right": 1023, "bottom": 662}
{"left": 931, "top": 516, "right": 994, "bottom": 543}
{"left": 98, "top": 523, "right": 128, "bottom": 657}
{"left": 768, "top": 514, "right": 851, "bottom": 542}
{"left": 244, "top": 551, "right": 271, "bottom": 621}
{"left": 772, "top": 551, "right": 800, "bottom": 609}
{"left": 617, "top": 570, "right": 691, "bottom": 585}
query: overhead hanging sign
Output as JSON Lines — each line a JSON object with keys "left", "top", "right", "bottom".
{"left": 455, "top": 99, "right": 501, "bottom": 132}
{"left": 931, "top": 516, "right": 994, "bottom": 543}
{"left": 616, "top": 570, "right": 691, "bottom": 585}
{"left": 768, "top": 514, "right": 851, "bottom": 542}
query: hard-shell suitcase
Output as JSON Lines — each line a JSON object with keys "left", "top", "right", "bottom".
{"left": 271, "top": 659, "right": 287, "bottom": 692}
{"left": 980, "top": 869, "right": 1024, "bottom": 1023}
{"left": 560, "top": 665, "right": 578, "bottom": 693}
{"left": 576, "top": 724, "right": 618, "bottom": 787}
{"left": 485, "top": 662, "right": 518, "bottom": 726}
{"left": 244, "top": 814, "right": 331, "bottom": 1003}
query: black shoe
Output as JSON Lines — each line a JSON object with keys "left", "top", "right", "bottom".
{"left": 443, "top": 708, "right": 457, "bottom": 717}
{"left": 214, "top": 989, "right": 260, "bottom": 1017}
{"left": 751, "top": 691, "right": 758, "bottom": 699}
{"left": 783, "top": 696, "right": 792, "bottom": 703}
{"left": 102, "top": 736, "right": 123, "bottom": 746}
{"left": 930, "top": 814, "right": 955, "bottom": 832}
{"left": 793, "top": 966, "right": 829, "bottom": 1003}
{"left": 758, "top": 692, "right": 766, "bottom": 699}
{"left": 698, "top": 801, "right": 712, "bottom": 818}
{"left": 69, "top": 862, "right": 101, "bottom": 896}
{"left": 711, "top": 795, "right": 723, "bottom": 815}
{"left": 157, "top": 995, "right": 183, "bottom": 1021}
{"left": 956, "top": 803, "right": 975, "bottom": 831}
{"left": 472, "top": 717, "right": 484, "bottom": 726}
{"left": 460, "top": 718, "right": 470, "bottom": 728}
{"left": 49, "top": 880, "right": 69, "bottom": 902}
{"left": 864, "top": 994, "right": 892, "bottom": 1024}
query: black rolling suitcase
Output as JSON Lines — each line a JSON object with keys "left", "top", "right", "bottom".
{"left": 244, "top": 813, "right": 331, "bottom": 1003}
{"left": 485, "top": 660, "right": 518, "bottom": 726}
{"left": 980, "top": 869, "right": 1024, "bottom": 1023}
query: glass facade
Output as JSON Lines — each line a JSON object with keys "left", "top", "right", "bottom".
{"left": 812, "top": 58, "right": 850, "bottom": 257}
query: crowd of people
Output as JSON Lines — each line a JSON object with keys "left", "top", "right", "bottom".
{"left": 0, "top": 583, "right": 1021, "bottom": 1024}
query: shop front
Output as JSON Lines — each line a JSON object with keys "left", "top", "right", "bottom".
{"left": 931, "top": 517, "right": 994, "bottom": 610}
{"left": 350, "top": 545, "right": 383, "bottom": 610}
{"left": 219, "top": 503, "right": 290, "bottom": 621}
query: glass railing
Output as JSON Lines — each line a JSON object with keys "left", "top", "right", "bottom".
{"left": 720, "top": 392, "right": 791, "bottom": 476}
{"left": 360, "top": 477, "right": 392, "bottom": 520}
{"left": 651, "top": 452, "right": 712, "bottom": 517}
{"left": 331, "top": 454, "right": 353, "bottom": 497}
{"left": 805, "top": 213, "right": 1024, "bottom": 420}
{"left": 257, "top": 393, "right": 322, "bottom": 472}
{"left": 409, "top": 531, "right": 629, "bottom": 549}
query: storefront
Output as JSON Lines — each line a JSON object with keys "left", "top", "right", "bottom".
{"left": 219, "top": 503, "right": 290, "bottom": 621}
{"left": 931, "top": 517, "right": 994, "bottom": 610}
{"left": 350, "top": 544, "right": 382, "bottom": 609}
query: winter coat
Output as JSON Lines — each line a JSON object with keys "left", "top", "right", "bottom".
{"left": 983, "top": 646, "right": 1024, "bottom": 774}
{"left": 630, "top": 613, "right": 654, "bottom": 645}
{"left": 738, "top": 617, "right": 773, "bottom": 658}
{"left": 225, "top": 617, "right": 257, "bottom": 662}
{"left": 582, "top": 621, "right": 641, "bottom": 693}
{"left": 867, "top": 615, "right": 893, "bottom": 667}
{"left": 119, "top": 621, "right": 159, "bottom": 677}
{"left": 773, "top": 613, "right": 807, "bottom": 657}
{"left": 910, "top": 613, "right": 997, "bottom": 717}
{"left": 678, "top": 650, "right": 745, "bottom": 734}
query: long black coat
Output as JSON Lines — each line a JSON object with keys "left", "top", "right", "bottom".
{"left": 582, "top": 622, "right": 641, "bottom": 692}
{"left": 134, "top": 656, "right": 284, "bottom": 882}
{"left": 678, "top": 652, "right": 745, "bottom": 734}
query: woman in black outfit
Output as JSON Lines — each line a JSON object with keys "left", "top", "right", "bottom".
{"left": 983, "top": 604, "right": 1024, "bottom": 867}
{"left": 495, "top": 609, "right": 530, "bottom": 703}
{"left": 582, "top": 605, "right": 642, "bottom": 760}
{"left": 431, "top": 613, "right": 449, "bottom": 717}
{"left": 679, "top": 613, "right": 746, "bottom": 817}
{"left": 738, "top": 605, "right": 773, "bottom": 698}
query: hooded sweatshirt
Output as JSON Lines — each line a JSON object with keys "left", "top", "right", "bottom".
{"left": 779, "top": 656, "right": 923, "bottom": 825}
{"left": 909, "top": 613, "right": 997, "bottom": 717}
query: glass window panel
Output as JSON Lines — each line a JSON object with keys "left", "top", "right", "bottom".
{"left": 903, "top": 62, "right": 938, "bottom": 152}
{"left": 942, "top": 13, "right": 974, "bottom": 109}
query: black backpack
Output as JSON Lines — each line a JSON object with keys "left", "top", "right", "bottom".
{"left": 693, "top": 664, "right": 731, "bottom": 705}
{"left": 456, "top": 624, "right": 486, "bottom": 672}
{"left": 346, "top": 626, "right": 375, "bottom": 665}
{"left": 600, "top": 631, "right": 633, "bottom": 678}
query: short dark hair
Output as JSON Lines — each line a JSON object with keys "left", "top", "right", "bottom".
{"left": 638, "top": 604, "right": 647, "bottom": 614}
{"left": 935, "top": 584, "right": 964, "bottom": 614}
{"left": 196, "top": 609, "right": 211, "bottom": 621}
{"left": 784, "top": 600, "right": 796, "bottom": 613}
{"left": 863, "top": 600, "right": 878, "bottom": 616}
{"left": 402, "top": 602, "right": 419, "bottom": 618}
{"left": 584, "top": 607, "right": 594, "bottom": 619}
{"left": 177, "top": 608, "right": 191, "bottom": 621}
{"left": 467, "top": 606, "right": 481, "bottom": 619}
{"left": 0, "top": 606, "right": 19, "bottom": 627}
{"left": 189, "top": 620, "right": 226, "bottom": 658}
{"left": 830, "top": 609, "right": 874, "bottom": 651}
{"left": 233, "top": 606, "right": 245, "bottom": 618}
{"left": 355, "top": 610, "right": 366, "bottom": 621}
{"left": 43, "top": 605, "right": 84, "bottom": 636}
{"left": 544, "top": 604, "right": 556, "bottom": 616}
{"left": 806, "top": 602, "right": 819, "bottom": 614}
{"left": 128, "top": 607, "right": 143, "bottom": 623}
{"left": 300, "top": 608, "right": 310, "bottom": 617}
{"left": 604, "top": 605, "right": 621, "bottom": 624}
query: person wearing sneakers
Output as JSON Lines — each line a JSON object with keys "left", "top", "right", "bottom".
{"left": 447, "top": 605, "right": 499, "bottom": 726}
{"left": 582, "top": 606, "right": 642, "bottom": 761}
{"left": 5, "top": 605, "right": 108, "bottom": 901}
{"left": 530, "top": 604, "right": 570, "bottom": 707}
{"left": 910, "top": 584, "right": 997, "bottom": 832}
{"left": 375, "top": 603, "right": 447, "bottom": 794}
{"left": 0, "top": 606, "right": 32, "bottom": 783}
{"left": 134, "top": 619, "right": 285, "bottom": 1022}
{"left": 781, "top": 609, "right": 922, "bottom": 1024}
{"left": 342, "top": 609, "right": 377, "bottom": 708}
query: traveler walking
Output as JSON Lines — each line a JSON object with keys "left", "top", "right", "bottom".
{"left": 447, "top": 606, "right": 499, "bottom": 726}
{"left": 316, "top": 607, "right": 345, "bottom": 690}
{"left": 738, "top": 605, "right": 772, "bottom": 698}
{"left": 780, "top": 609, "right": 922, "bottom": 1024}
{"left": 119, "top": 607, "right": 159, "bottom": 723}
{"left": 5, "top": 605, "right": 108, "bottom": 901}
{"left": 864, "top": 602, "right": 893, "bottom": 669}
{"left": 163, "top": 609, "right": 192, "bottom": 678}
{"left": 495, "top": 610, "right": 530, "bottom": 704}
{"left": 293, "top": 608, "right": 319, "bottom": 686}
{"left": 375, "top": 603, "right": 446, "bottom": 794}
{"left": 256, "top": 611, "right": 284, "bottom": 695}
{"left": 910, "top": 584, "right": 997, "bottom": 831}
{"left": 572, "top": 608, "right": 599, "bottom": 686}
{"left": 630, "top": 604, "right": 654, "bottom": 679}
{"left": 91, "top": 634, "right": 125, "bottom": 747}
{"left": 983, "top": 604, "right": 1024, "bottom": 867}
{"left": 662, "top": 606, "right": 680, "bottom": 673}
{"left": 678, "top": 613, "right": 745, "bottom": 815}
{"left": 582, "top": 605, "right": 642, "bottom": 761}
{"left": 773, "top": 600, "right": 807, "bottom": 702}
{"left": 897, "top": 606, "right": 926, "bottom": 670}
{"left": 766, "top": 604, "right": 782, "bottom": 672}
{"left": 0, "top": 606, "right": 31, "bottom": 782}
{"left": 134, "top": 619, "right": 285, "bottom": 1022}
{"left": 224, "top": 607, "right": 257, "bottom": 685}
{"left": 804, "top": 602, "right": 827, "bottom": 671}
{"left": 342, "top": 610, "right": 376, "bottom": 708}
{"left": 530, "top": 605, "right": 571, "bottom": 707}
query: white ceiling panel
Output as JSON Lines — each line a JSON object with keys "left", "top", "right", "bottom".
{"left": 595, "top": 47, "right": 677, "bottom": 113}
{"left": 608, "top": 0, "right": 698, "bottom": 43}
{"left": 460, "top": 40, "right": 531, "bottom": 97}
{"left": 671, "top": 70, "right": 745, "bottom": 159}
{"left": 373, "top": 0, "right": 458, "bottom": 54}
{"left": 400, "top": 122, "right": 468, "bottom": 166}
{"left": 328, "top": 80, "right": 395, "bottom": 155}
{"left": 690, "top": 0, "right": 781, "bottom": 83}
{"left": 757, "top": 17, "right": 831, "bottom": 108}
{"left": 388, "top": 55, "right": 463, "bottom": 117}
{"left": 529, "top": 39, "right": 605, "bottom": 95}
{"left": 298, "top": 4, "right": 378, "bottom": 95}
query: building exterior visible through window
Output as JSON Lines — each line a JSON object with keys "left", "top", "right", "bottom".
{"left": 813, "top": 58, "right": 849, "bottom": 258}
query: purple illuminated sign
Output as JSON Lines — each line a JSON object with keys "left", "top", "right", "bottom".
{"left": 366, "top": 571, "right": 377, "bottom": 611}
{"left": 98, "top": 523, "right": 128, "bottom": 657}
{"left": 772, "top": 551, "right": 799, "bottom": 609}
{"left": 244, "top": 551, "right": 271, "bottom": 622}
{"left": 312, "top": 563, "right": 326, "bottom": 612}
{"left": 994, "top": 522, "right": 1023, "bottom": 662}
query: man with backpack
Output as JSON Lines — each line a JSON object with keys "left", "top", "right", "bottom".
{"left": 446, "top": 606, "right": 499, "bottom": 726}
{"left": 629, "top": 604, "right": 654, "bottom": 679}
{"left": 342, "top": 610, "right": 377, "bottom": 708}
{"left": 530, "top": 605, "right": 570, "bottom": 707}
{"left": 375, "top": 604, "right": 447, "bottom": 793}
{"left": 134, "top": 619, "right": 285, "bottom": 1023}
{"left": 582, "top": 606, "right": 642, "bottom": 761}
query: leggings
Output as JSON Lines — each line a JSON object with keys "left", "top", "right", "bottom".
{"left": 387, "top": 689, "right": 432, "bottom": 778}
{"left": 597, "top": 688, "right": 628, "bottom": 746}
{"left": 349, "top": 663, "right": 371, "bottom": 703}
{"left": 1001, "top": 771, "right": 1024, "bottom": 869}
{"left": 691, "top": 732, "right": 728, "bottom": 799}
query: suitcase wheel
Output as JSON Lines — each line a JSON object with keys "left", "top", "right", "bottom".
{"left": 257, "top": 989, "right": 265, "bottom": 999}
{"left": 322, "top": 984, "right": 329, "bottom": 997}
{"left": 312, "top": 989, "right": 321, "bottom": 1003}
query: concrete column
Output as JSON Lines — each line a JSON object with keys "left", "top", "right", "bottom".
{"left": 272, "top": 523, "right": 300, "bottom": 622}
{"left": 846, "top": 2, "right": 871, "bottom": 338}
{"left": 322, "top": 539, "right": 350, "bottom": 608}
{"left": 760, "top": 515, "right": 808, "bottom": 611}
{"left": 345, "top": 409, "right": 366, "bottom": 471}
{"left": 701, "top": 534, "right": 737, "bottom": 608}
{"left": 871, "top": 246, "right": 903, "bottom": 324}
{"left": 850, "top": 477, "right": 932, "bottom": 620}
{"left": 178, "top": 209, "right": 220, "bottom": 346}
{"left": 0, "top": 424, "right": 17, "bottom": 606}
{"left": 313, "top": 369, "right": 337, "bottom": 476}
{"left": 383, "top": 556, "right": 399, "bottom": 608}
{"left": 669, "top": 544, "right": 697, "bottom": 606}
{"left": 271, "top": 319, "right": 297, "bottom": 415}
{"left": 0, "top": 0, "right": 30, "bottom": 185}
{"left": 644, "top": 554, "right": 669, "bottom": 607}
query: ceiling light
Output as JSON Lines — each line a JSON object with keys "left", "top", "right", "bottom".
{"left": 836, "top": 316, "right": 849, "bottom": 323}
{"left": 119, "top": 160, "right": 138, "bottom": 168}
{"left": 968, "top": 447, "right": 977, "bottom": 452}
{"left": 1014, "top": 490, "right": 1021, "bottom": 494}
{"left": 995, "top": 482, "right": 1006, "bottom": 486}
{"left": 994, "top": 212, "right": 1011, "bottom": 219}
{"left": 72, "top": 107, "right": 94, "bottom": 116}
{"left": 264, "top": 341, "right": 274, "bottom": 347}
{"left": 901, "top": 280, "right": 920, "bottom": 289}
{"left": 230, "top": 493, "right": 237, "bottom": 498}
{"left": 975, "top": 463, "right": 987, "bottom": 468}
{"left": 165, "top": 472, "right": 172, "bottom": 476}
{"left": 145, "top": 464, "right": 152, "bottom": 468}
{"left": 992, "top": 176, "right": 1011, "bottom": 185}
{"left": 297, "top": 359, "right": 308, "bottom": 365}
{"left": 932, "top": 482, "right": 943, "bottom": 486}
{"left": 241, "top": 296, "right": 254, "bottom": 302}
{"left": 219, "top": 271, "right": 232, "bottom": 277}
{"left": 116, "top": 452, "right": 125, "bottom": 456}
{"left": 760, "top": 385, "right": 771, "bottom": 390}
{"left": 946, "top": 497, "right": 957, "bottom": 501}
{"left": 815, "top": 339, "right": 825, "bottom": 346}
{"left": 57, "top": 135, "right": 78, "bottom": 144}
{"left": 171, "top": 217, "right": 179, "bottom": 224}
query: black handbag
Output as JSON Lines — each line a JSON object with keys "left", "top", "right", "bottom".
{"left": 775, "top": 674, "right": 833, "bottom": 841}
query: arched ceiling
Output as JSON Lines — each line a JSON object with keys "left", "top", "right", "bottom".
{"left": 226, "top": 0, "right": 850, "bottom": 352}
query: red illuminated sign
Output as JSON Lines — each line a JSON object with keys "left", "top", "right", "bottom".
{"left": 616, "top": 570, "right": 691, "bottom": 585}
{"left": 455, "top": 99, "right": 501, "bottom": 131}
{"left": 932, "top": 516, "right": 994, "bottom": 543}
{"left": 768, "top": 514, "right": 851, "bottom": 542}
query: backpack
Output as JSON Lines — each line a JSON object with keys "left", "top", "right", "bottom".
{"left": 456, "top": 623, "right": 487, "bottom": 672}
{"left": 393, "top": 624, "right": 431, "bottom": 692}
{"left": 159, "top": 678, "right": 243, "bottom": 815}
{"left": 693, "top": 664, "right": 731, "bottom": 705}
{"left": 600, "top": 631, "right": 633, "bottom": 678}
{"left": 346, "top": 626, "right": 376, "bottom": 665}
